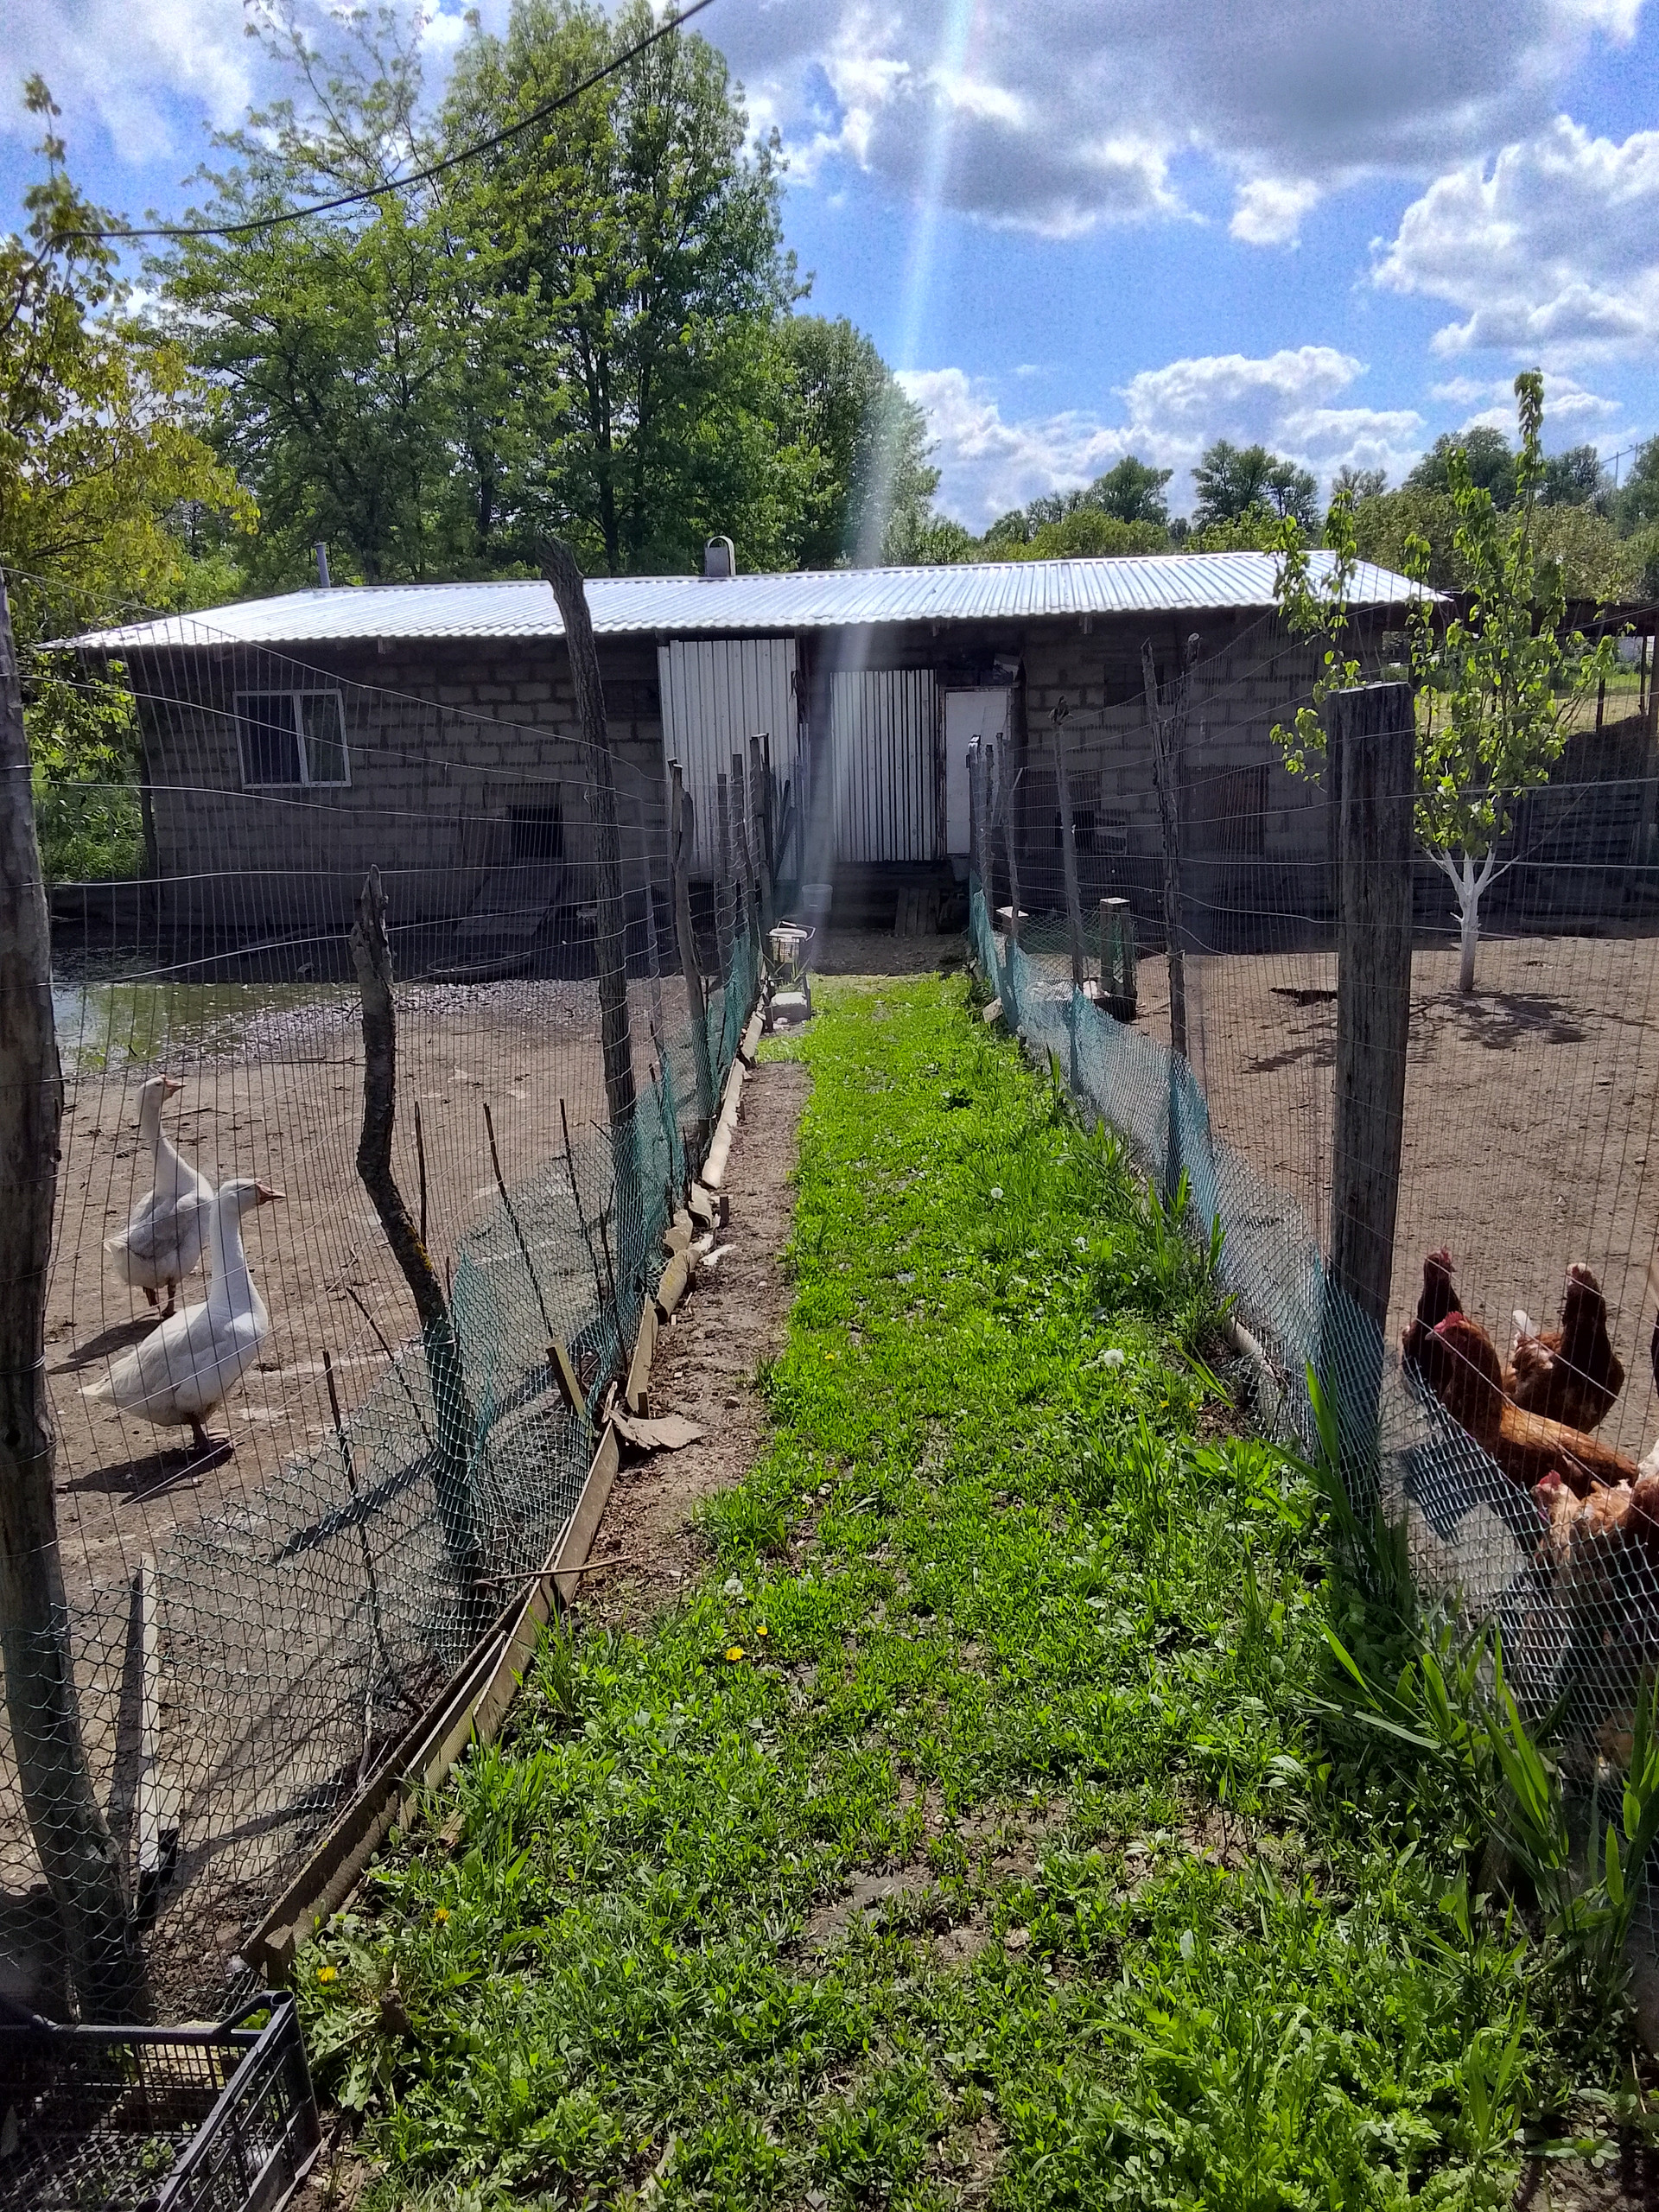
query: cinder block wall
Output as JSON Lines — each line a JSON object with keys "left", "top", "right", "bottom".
{"left": 129, "top": 637, "right": 667, "bottom": 934}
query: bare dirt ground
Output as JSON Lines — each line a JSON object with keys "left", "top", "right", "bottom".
{"left": 582, "top": 1056, "right": 809, "bottom": 1630}
{"left": 1017, "top": 931, "right": 1659, "bottom": 1465}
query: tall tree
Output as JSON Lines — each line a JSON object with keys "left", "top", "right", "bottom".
{"left": 772, "top": 315, "right": 938, "bottom": 567}
{"left": 1615, "top": 435, "right": 1659, "bottom": 535}
{"left": 1406, "top": 425, "right": 1515, "bottom": 509}
{"left": 157, "top": 3, "right": 482, "bottom": 587}
{"left": 1192, "top": 441, "right": 1317, "bottom": 531}
{"left": 443, "top": 0, "right": 803, "bottom": 574}
{"left": 1089, "top": 456, "right": 1173, "bottom": 526}
{"left": 1541, "top": 444, "right": 1607, "bottom": 509}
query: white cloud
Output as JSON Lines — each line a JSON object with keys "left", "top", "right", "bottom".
{"left": 899, "top": 349, "right": 1427, "bottom": 525}
{"left": 1230, "top": 178, "right": 1320, "bottom": 247}
{"left": 1375, "top": 116, "right": 1659, "bottom": 365}
{"left": 3, "top": 0, "right": 257, "bottom": 161}
{"left": 715, "top": 0, "right": 1646, "bottom": 236}
{"left": 1428, "top": 371, "right": 1623, "bottom": 431}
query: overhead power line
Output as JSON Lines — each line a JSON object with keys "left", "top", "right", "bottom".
{"left": 71, "top": 0, "right": 720, "bottom": 246}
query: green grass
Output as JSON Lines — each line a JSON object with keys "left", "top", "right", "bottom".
{"left": 302, "top": 976, "right": 1638, "bottom": 2209}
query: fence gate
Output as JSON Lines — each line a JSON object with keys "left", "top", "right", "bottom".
{"left": 657, "top": 638, "right": 798, "bottom": 876}
{"left": 829, "top": 669, "right": 938, "bottom": 864}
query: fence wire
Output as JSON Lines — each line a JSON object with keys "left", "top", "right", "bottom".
{"left": 3, "top": 588, "right": 765, "bottom": 2021}
{"left": 972, "top": 608, "right": 1659, "bottom": 1911}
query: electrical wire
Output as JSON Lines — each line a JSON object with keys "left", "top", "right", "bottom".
{"left": 68, "top": 0, "right": 720, "bottom": 246}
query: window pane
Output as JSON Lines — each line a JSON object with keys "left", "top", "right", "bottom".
{"left": 300, "top": 692, "right": 348, "bottom": 785}
{"left": 238, "top": 696, "right": 302, "bottom": 785}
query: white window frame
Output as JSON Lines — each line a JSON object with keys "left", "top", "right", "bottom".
{"left": 234, "top": 689, "right": 353, "bottom": 790}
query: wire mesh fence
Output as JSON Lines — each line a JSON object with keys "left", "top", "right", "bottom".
{"left": 969, "top": 604, "right": 1659, "bottom": 1854}
{"left": 2, "top": 584, "right": 766, "bottom": 2021}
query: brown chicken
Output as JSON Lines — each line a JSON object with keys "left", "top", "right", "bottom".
{"left": 1509, "top": 1263, "right": 1624, "bottom": 1433}
{"left": 1401, "top": 1248, "right": 1462, "bottom": 1375}
{"left": 1534, "top": 1468, "right": 1659, "bottom": 1592}
{"left": 1417, "top": 1312, "right": 1639, "bottom": 1497}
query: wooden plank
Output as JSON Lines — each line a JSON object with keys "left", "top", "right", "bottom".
{"left": 1050, "top": 712, "right": 1088, "bottom": 995}
{"left": 552, "top": 1421, "right": 622, "bottom": 1609}
{"left": 546, "top": 1336, "right": 583, "bottom": 1414}
{"left": 625, "top": 1300, "right": 658, "bottom": 1416}
{"left": 739, "top": 1007, "right": 765, "bottom": 1065}
{"left": 689, "top": 1181, "right": 727, "bottom": 1232}
{"left": 702, "top": 1057, "right": 747, "bottom": 1190}
{"left": 1326, "top": 682, "right": 1415, "bottom": 1330}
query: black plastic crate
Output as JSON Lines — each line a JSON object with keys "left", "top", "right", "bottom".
{"left": 0, "top": 1996, "right": 320, "bottom": 2212}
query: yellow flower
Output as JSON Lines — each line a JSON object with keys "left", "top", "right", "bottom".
{"left": 726, "top": 1645, "right": 746, "bottom": 1662}
{"left": 755, "top": 1623, "right": 769, "bottom": 1639}
{"left": 432, "top": 1907, "right": 450, "bottom": 1924}
{"left": 315, "top": 1964, "right": 338, "bottom": 1984}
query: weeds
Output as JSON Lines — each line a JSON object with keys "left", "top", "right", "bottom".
{"left": 301, "top": 977, "right": 1646, "bottom": 2209}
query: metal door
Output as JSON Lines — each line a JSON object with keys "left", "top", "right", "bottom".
{"left": 828, "top": 669, "right": 938, "bottom": 863}
{"left": 657, "top": 638, "right": 798, "bottom": 874}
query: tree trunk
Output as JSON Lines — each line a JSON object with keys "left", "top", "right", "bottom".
{"left": 1458, "top": 876, "right": 1480, "bottom": 995}
{"left": 349, "top": 869, "right": 482, "bottom": 1608}
{"left": 0, "top": 574, "right": 143, "bottom": 2019}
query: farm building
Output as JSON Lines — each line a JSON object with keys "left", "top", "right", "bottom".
{"left": 71, "top": 550, "right": 1423, "bottom": 961}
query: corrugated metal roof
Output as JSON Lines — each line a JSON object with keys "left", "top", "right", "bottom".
{"left": 72, "top": 550, "right": 1420, "bottom": 652}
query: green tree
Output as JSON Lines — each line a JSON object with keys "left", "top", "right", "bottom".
{"left": 991, "top": 511, "right": 1168, "bottom": 561}
{"left": 157, "top": 3, "right": 497, "bottom": 587}
{"left": 772, "top": 315, "right": 938, "bottom": 567}
{"left": 1193, "top": 441, "right": 1318, "bottom": 531}
{"left": 1615, "top": 436, "right": 1659, "bottom": 535}
{"left": 1087, "top": 455, "right": 1173, "bottom": 526}
{"left": 1274, "top": 372, "right": 1616, "bottom": 993}
{"left": 1541, "top": 444, "right": 1607, "bottom": 508}
{"left": 3, "top": 81, "right": 248, "bottom": 875}
{"left": 442, "top": 0, "right": 804, "bottom": 574}
{"left": 1332, "top": 464, "right": 1389, "bottom": 502}
{"left": 1407, "top": 424, "right": 1515, "bottom": 508}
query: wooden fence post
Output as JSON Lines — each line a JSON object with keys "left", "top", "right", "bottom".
{"left": 1322, "top": 682, "right": 1416, "bottom": 1497}
{"left": 749, "top": 734, "right": 773, "bottom": 931}
{"left": 0, "top": 571, "right": 143, "bottom": 2019}
{"left": 1141, "top": 640, "right": 1189, "bottom": 1063}
{"left": 731, "top": 749, "right": 759, "bottom": 960}
{"left": 350, "top": 868, "right": 483, "bottom": 1609}
{"left": 1000, "top": 751, "right": 1024, "bottom": 949}
{"left": 1327, "top": 682, "right": 1415, "bottom": 1329}
{"left": 1099, "top": 896, "right": 1137, "bottom": 1020}
{"left": 975, "top": 741, "right": 996, "bottom": 926}
{"left": 668, "top": 762, "right": 717, "bottom": 1133}
{"left": 1050, "top": 701, "right": 1088, "bottom": 996}
{"left": 715, "top": 772, "right": 734, "bottom": 985}
{"left": 542, "top": 541, "right": 637, "bottom": 1141}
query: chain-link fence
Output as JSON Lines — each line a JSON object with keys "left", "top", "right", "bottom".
{"left": 2, "top": 583, "right": 766, "bottom": 2021}
{"left": 970, "top": 605, "right": 1659, "bottom": 1807}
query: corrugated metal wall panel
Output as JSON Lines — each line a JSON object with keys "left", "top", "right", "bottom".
{"left": 828, "top": 669, "right": 938, "bottom": 864}
{"left": 658, "top": 638, "right": 798, "bottom": 874}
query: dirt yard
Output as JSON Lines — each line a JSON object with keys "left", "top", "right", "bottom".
{"left": 1029, "top": 929, "right": 1659, "bottom": 1464}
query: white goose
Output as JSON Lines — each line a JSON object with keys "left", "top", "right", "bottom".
{"left": 105, "top": 1075, "right": 213, "bottom": 1317}
{"left": 88, "top": 1177, "right": 283, "bottom": 1455}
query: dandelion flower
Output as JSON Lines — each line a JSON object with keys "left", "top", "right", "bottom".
{"left": 726, "top": 1645, "right": 746, "bottom": 1662}
{"left": 755, "top": 1622, "right": 769, "bottom": 1638}
{"left": 315, "top": 1964, "right": 338, "bottom": 1984}
{"left": 989, "top": 1186, "right": 1003, "bottom": 1201}
{"left": 1103, "top": 1348, "right": 1126, "bottom": 1370}
{"left": 432, "top": 1907, "right": 450, "bottom": 1924}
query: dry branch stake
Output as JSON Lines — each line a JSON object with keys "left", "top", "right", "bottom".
{"left": 0, "top": 573, "right": 143, "bottom": 2018}
{"left": 541, "top": 539, "right": 637, "bottom": 1141}
{"left": 350, "top": 867, "right": 482, "bottom": 1605}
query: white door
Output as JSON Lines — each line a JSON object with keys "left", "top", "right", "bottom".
{"left": 944, "top": 690, "right": 1011, "bottom": 857}
{"left": 657, "top": 638, "right": 798, "bottom": 874}
{"left": 829, "top": 670, "right": 938, "bottom": 863}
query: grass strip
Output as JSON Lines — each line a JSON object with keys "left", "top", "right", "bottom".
{"left": 302, "top": 975, "right": 1639, "bottom": 2210}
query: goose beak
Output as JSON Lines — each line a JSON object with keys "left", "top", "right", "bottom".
{"left": 162, "top": 1077, "right": 183, "bottom": 1097}
{"left": 256, "top": 1183, "right": 285, "bottom": 1205}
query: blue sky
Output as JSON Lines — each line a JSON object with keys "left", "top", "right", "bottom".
{"left": 5, "top": 0, "right": 1657, "bottom": 526}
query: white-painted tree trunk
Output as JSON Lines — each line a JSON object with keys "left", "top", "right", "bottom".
{"left": 1432, "top": 845, "right": 1500, "bottom": 995}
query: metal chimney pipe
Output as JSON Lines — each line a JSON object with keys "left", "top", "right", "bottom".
{"left": 315, "top": 542, "right": 332, "bottom": 588}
